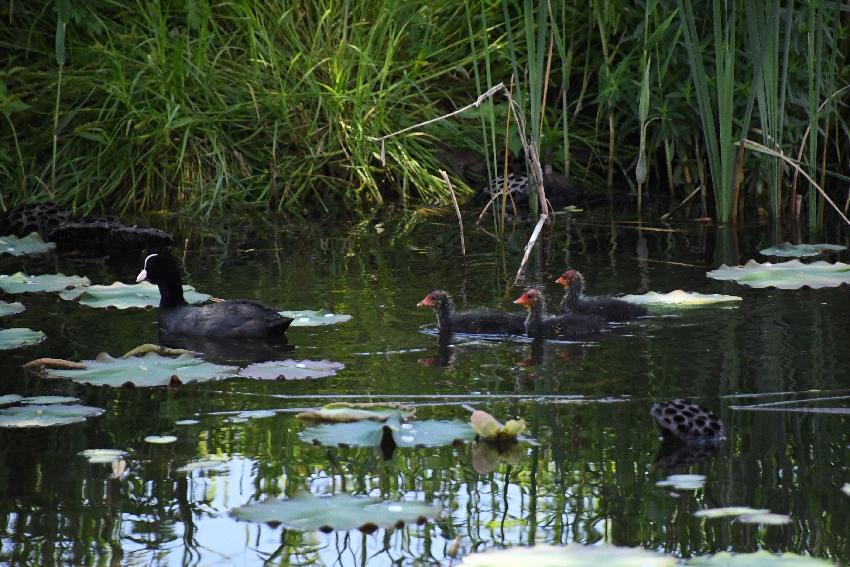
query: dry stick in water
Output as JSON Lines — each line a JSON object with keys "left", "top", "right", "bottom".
{"left": 439, "top": 170, "right": 466, "bottom": 257}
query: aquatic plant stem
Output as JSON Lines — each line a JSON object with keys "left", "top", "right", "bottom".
{"left": 439, "top": 170, "right": 466, "bottom": 257}
{"left": 513, "top": 212, "right": 548, "bottom": 285}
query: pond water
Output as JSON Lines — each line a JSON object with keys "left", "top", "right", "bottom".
{"left": 0, "top": 214, "right": 848, "bottom": 566}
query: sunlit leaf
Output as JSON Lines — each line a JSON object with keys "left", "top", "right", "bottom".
{"left": 177, "top": 455, "right": 229, "bottom": 473}
{"left": 694, "top": 507, "right": 770, "bottom": 518}
{"left": 144, "top": 435, "right": 177, "bottom": 444}
{"left": 707, "top": 260, "right": 850, "bottom": 289}
{"left": 688, "top": 550, "right": 832, "bottom": 565}
{"left": 461, "top": 543, "right": 676, "bottom": 566}
{"left": 0, "top": 403, "right": 104, "bottom": 427}
{"left": 0, "top": 328, "right": 46, "bottom": 350}
{"left": 296, "top": 402, "right": 415, "bottom": 423}
{"left": 736, "top": 512, "right": 791, "bottom": 525}
{"left": 0, "top": 300, "right": 25, "bottom": 317}
{"left": 278, "top": 309, "right": 352, "bottom": 326}
{"left": 0, "top": 272, "right": 90, "bottom": 294}
{"left": 0, "top": 233, "right": 56, "bottom": 256}
{"left": 80, "top": 449, "right": 127, "bottom": 464}
{"left": 238, "top": 359, "right": 344, "bottom": 381}
{"left": 59, "top": 281, "right": 210, "bottom": 309}
{"left": 656, "top": 474, "right": 705, "bottom": 490}
{"left": 231, "top": 492, "right": 441, "bottom": 531}
{"left": 45, "top": 352, "right": 238, "bottom": 387}
{"left": 621, "top": 290, "right": 742, "bottom": 307}
{"left": 759, "top": 242, "right": 846, "bottom": 257}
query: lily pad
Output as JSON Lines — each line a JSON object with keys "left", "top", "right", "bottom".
{"left": 21, "top": 395, "right": 79, "bottom": 405}
{"left": 688, "top": 550, "right": 832, "bottom": 565}
{"left": 0, "top": 328, "right": 46, "bottom": 350}
{"left": 301, "top": 416, "right": 475, "bottom": 448}
{"left": 0, "top": 272, "right": 90, "bottom": 294}
{"left": 45, "top": 352, "right": 238, "bottom": 387}
{"left": 0, "top": 300, "right": 25, "bottom": 317}
{"left": 707, "top": 259, "right": 850, "bottom": 289}
{"left": 461, "top": 544, "right": 676, "bottom": 566}
{"left": 656, "top": 474, "right": 705, "bottom": 490}
{"left": 144, "top": 435, "right": 177, "bottom": 444}
{"left": 226, "top": 409, "right": 277, "bottom": 422}
{"left": 238, "top": 359, "right": 344, "bottom": 381}
{"left": 736, "top": 512, "right": 791, "bottom": 525}
{"left": 80, "top": 449, "right": 127, "bottom": 463}
{"left": 0, "top": 395, "right": 23, "bottom": 406}
{"left": 470, "top": 410, "right": 526, "bottom": 441}
{"left": 0, "top": 233, "right": 56, "bottom": 257}
{"left": 694, "top": 507, "right": 770, "bottom": 518}
{"left": 296, "top": 402, "right": 415, "bottom": 423}
{"left": 842, "top": 483, "right": 850, "bottom": 496}
{"left": 231, "top": 492, "right": 441, "bottom": 531}
{"left": 278, "top": 309, "right": 352, "bottom": 326}
{"left": 59, "top": 281, "right": 210, "bottom": 309}
{"left": 621, "top": 290, "right": 742, "bottom": 307}
{"left": 175, "top": 419, "right": 200, "bottom": 426}
{"left": 0, "top": 403, "right": 104, "bottom": 428}
{"left": 177, "top": 455, "right": 229, "bottom": 473}
{"left": 759, "top": 242, "right": 846, "bottom": 257}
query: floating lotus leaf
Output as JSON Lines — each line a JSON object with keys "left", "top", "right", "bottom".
{"left": 145, "top": 435, "right": 177, "bottom": 444}
{"left": 0, "top": 395, "right": 23, "bottom": 405}
{"left": 694, "top": 507, "right": 770, "bottom": 518}
{"left": 688, "top": 550, "right": 833, "bottom": 565}
{"left": 470, "top": 410, "right": 526, "bottom": 441}
{"left": 45, "top": 352, "right": 238, "bottom": 387}
{"left": 296, "top": 402, "right": 415, "bottom": 423}
{"left": 0, "top": 403, "right": 104, "bottom": 428}
{"left": 21, "top": 395, "right": 79, "bottom": 405}
{"left": 0, "top": 272, "right": 90, "bottom": 294}
{"left": 175, "top": 419, "right": 200, "bottom": 426}
{"left": 0, "top": 328, "right": 46, "bottom": 350}
{"left": 0, "top": 300, "right": 25, "bottom": 317}
{"left": 278, "top": 309, "right": 352, "bottom": 326}
{"left": 461, "top": 543, "right": 676, "bottom": 566}
{"left": 656, "top": 474, "right": 705, "bottom": 490}
{"left": 59, "top": 281, "right": 210, "bottom": 309}
{"left": 226, "top": 409, "right": 277, "bottom": 422}
{"left": 736, "top": 512, "right": 791, "bottom": 525}
{"left": 238, "top": 359, "right": 344, "bottom": 381}
{"left": 0, "top": 233, "right": 56, "bottom": 256}
{"left": 707, "top": 259, "right": 850, "bottom": 289}
{"left": 177, "top": 455, "right": 229, "bottom": 473}
{"left": 759, "top": 242, "right": 846, "bottom": 257}
{"left": 231, "top": 492, "right": 441, "bottom": 531}
{"left": 80, "top": 449, "right": 127, "bottom": 463}
{"left": 301, "top": 415, "right": 475, "bottom": 448}
{"left": 843, "top": 483, "right": 850, "bottom": 496}
{"left": 621, "top": 290, "right": 742, "bottom": 307}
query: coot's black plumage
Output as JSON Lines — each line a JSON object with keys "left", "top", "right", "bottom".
{"left": 556, "top": 269, "right": 647, "bottom": 322}
{"left": 513, "top": 288, "right": 604, "bottom": 339}
{"left": 136, "top": 253, "right": 292, "bottom": 338}
{"left": 417, "top": 290, "right": 526, "bottom": 335}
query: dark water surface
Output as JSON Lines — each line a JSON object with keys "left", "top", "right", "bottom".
{"left": 1, "top": 215, "right": 848, "bottom": 566}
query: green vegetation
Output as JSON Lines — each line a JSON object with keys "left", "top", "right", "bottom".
{"left": 0, "top": 1, "right": 847, "bottom": 225}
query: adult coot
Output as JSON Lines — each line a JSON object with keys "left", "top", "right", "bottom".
{"left": 555, "top": 269, "right": 647, "bottom": 321}
{"left": 136, "top": 253, "right": 292, "bottom": 338}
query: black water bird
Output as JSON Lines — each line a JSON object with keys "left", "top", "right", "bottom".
{"left": 556, "top": 269, "right": 647, "bottom": 322}
{"left": 416, "top": 290, "right": 526, "bottom": 335}
{"left": 513, "top": 288, "right": 604, "bottom": 339}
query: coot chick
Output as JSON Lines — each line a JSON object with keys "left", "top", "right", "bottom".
{"left": 136, "top": 253, "right": 293, "bottom": 338}
{"left": 513, "top": 288, "right": 604, "bottom": 339}
{"left": 650, "top": 399, "right": 726, "bottom": 444}
{"left": 556, "top": 269, "right": 647, "bottom": 321}
{"left": 417, "top": 290, "right": 526, "bottom": 335}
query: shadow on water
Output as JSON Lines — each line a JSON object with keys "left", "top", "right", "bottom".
{"left": 0, "top": 215, "right": 848, "bottom": 565}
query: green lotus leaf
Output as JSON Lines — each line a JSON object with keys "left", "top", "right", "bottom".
{"left": 278, "top": 309, "right": 352, "bottom": 326}
{"left": 0, "top": 403, "right": 104, "bottom": 428}
{"left": 80, "top": 449, "right": 127, "bottom": 463}
{"left": 296, "top": 402, "right": 415, "bottom": 423}
{"left": 176, "top": 455, "right": 229, "bottom": 473}
{"left": 759, "top": 242, "right": 846, "bottom": 257}
{"left": 707, "top": 259, "right": 850, "bottom": 289}
{"left": 0, "top": 233, "right": 56, "bottom": 257}
{"left": 621, "top": 290, "right": 742, "bottom": 307}
{"left": 301, "top": 416, "right": 475, "bottom": 448}
{"left": 145, "top": 435, "right": 177, "bottom": 444}
{"left": 21, "top": 395, "right": 79, "bottom": 405}
{"left": 694, "top": 507, "right": 770, "bottom": 518}
{"left": 687, "top": 550, "right": 833, "bottom": 565}
{"left": 45, "top": 352, "right": 238, "bottom": 387}
{"left": 736, "top": 512, "right": 791, "bottom": 525}
{"left": 0, "top": 395, "right": 23, "bottom": 405}
{"left": 0, "top": 272, "right": 90, "bottom": 294}
{"left": 238, "top": 359, "right": 344, "bottom": 381}
{"left": 231, "top": 492, "right": 441, "bottom": 531}
{"left": 0, "top": 300, "right": 25, "bottom": 317}
{"left": 0, "top": 328, "right": 46, "bottom": 350}
{"left": 59, "top": 281, "right": 210, "bottom": 309}
{"left": 461, "top": 543, "right": 676, "bottom": 566}
{"left": 656, "top": 474, "right": 705, "bottom": 490}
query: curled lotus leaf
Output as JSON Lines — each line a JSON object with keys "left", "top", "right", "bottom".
{"left": 694, "top": 507, "right": 770, "bottom": 519}
{"left": 301, "top": 416, "right": 474, "bottom": 448}
{"left": 707, "top": 259, "right": 850, "bottom": 289}
{"left": 278, "top": 309, "right": 352, "bottom": 327}
{"left": 59, "top": 281, "right": 210, "bottom": 309}
{"left": 80, "top": 449, "right": 127, "bottom": 464}
{"left": 0, "top": 272, "right": 90, "bottom": 294}
{"left": 621, "top": 290, "right": 742, "bottom": 307}
{"left": 470, "top": 410, "right": 526, "bottom": 440}
{"left": 759, "top": 242, "right": 846, "bottom": 257}
{"left": 0, "top": 300, "right": 25, "bottom": 318}
{"left": 0, "top": 403, "right": 104, "bottom": 428}
{"left": 296, "top": 402, "right": 415, "bottom": 423}
{"left": 0, "top": 233, "right": 56, "bottom": 257}
{"left": 0, "top": 328, "right": 46, "bottom": 351}
{"left": 688, "top": 550, "right": 833, "bottom": 565}
{"left": 656, "top": 474, "right": 705, "bottom": 490}
{"left": 231, "top": 492, "right": 441, "bottom": 531}
{"left": 44, "top": 352, "right": 238, "bottom": 387}
{"left": 461, "top": 543, "right": 676, "bottom": 566}
{"left": 238, "top": 359, "right": 344, "bottom": 381}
